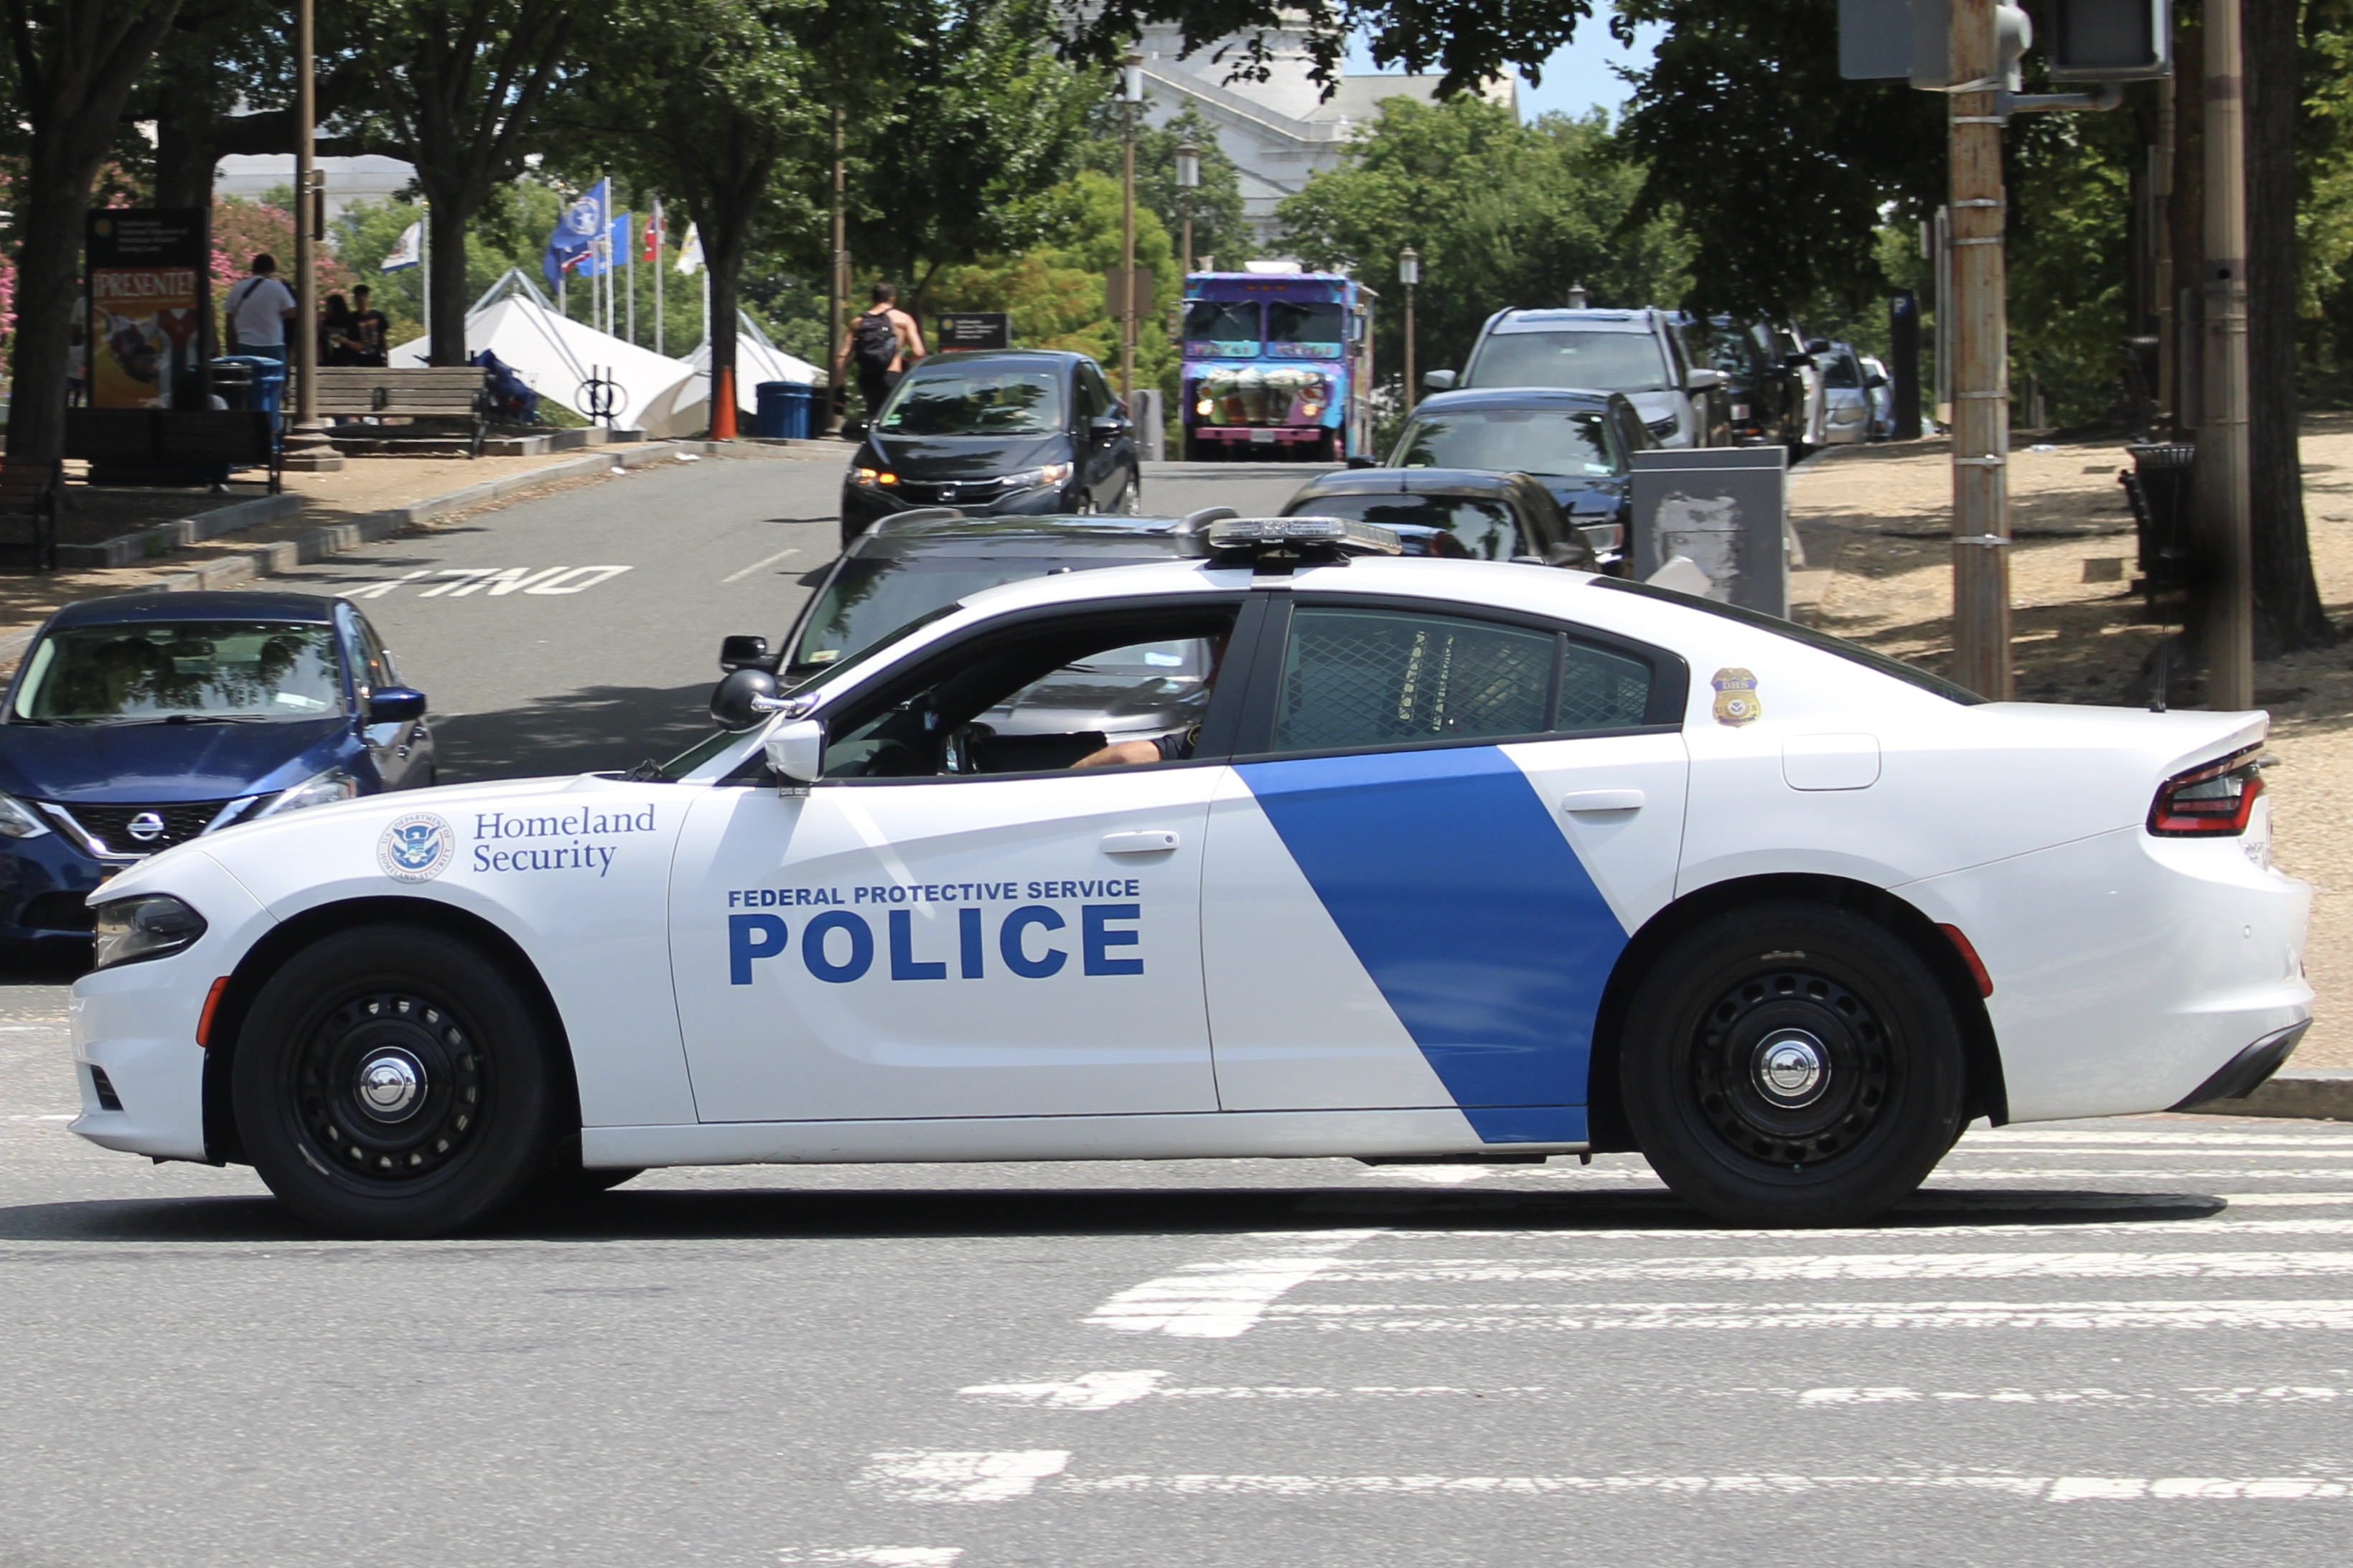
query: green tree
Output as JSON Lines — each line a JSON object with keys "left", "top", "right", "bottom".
{"left": 1277, "top": 96, "right": 1688, "bottom": 391}
{"left": 1075, "top": 100, "right": 1255, "bottom": 273}
{"left": 2, "top": 0, "right": 183, "bottom": 464}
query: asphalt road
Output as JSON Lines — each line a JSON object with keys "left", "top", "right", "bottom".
{"left": 6, "top": 456, "right": 2351, "bottom": 1565}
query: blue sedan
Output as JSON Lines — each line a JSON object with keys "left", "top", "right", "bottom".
{"left": 0, "top": 591, "right": 432, "bottom": 947}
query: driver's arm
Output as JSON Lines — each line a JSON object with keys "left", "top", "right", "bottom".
{"left": 1072, "top": 739, "right": 1161, "bottom": 769}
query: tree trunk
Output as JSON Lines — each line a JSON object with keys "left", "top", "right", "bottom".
{"left": 151, "top": 55, "right": 220, "bottom": 210}
{"left": 2243, "top": 0, "right": 2334, "bottom": 653}
{"left": 424, "top": 179, "right": 474, "bottom": 366}
{"left": 2169, "top": 11, "right": 2205, "bottom": 437}
{"left": 4, "top": 2, "right": 184, "bottom": 466}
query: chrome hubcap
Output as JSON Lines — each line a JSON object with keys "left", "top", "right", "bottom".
{"left": 1751, "top": 1031, "right": 1827, "bottom": 1109}
{"left": 355, "top": 1047, "right": 426, "bottom": 1122}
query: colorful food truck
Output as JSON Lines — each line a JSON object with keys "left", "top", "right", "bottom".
{"left": 1179, "top": 271, "right": 1373, "bottom": 462}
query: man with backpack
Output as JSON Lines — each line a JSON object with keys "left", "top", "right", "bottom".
{"left": 223, "top": 254, "right": 297, "bottom": 360}
{"left": 834, "top": 282, "right": 925, "bottom": 421}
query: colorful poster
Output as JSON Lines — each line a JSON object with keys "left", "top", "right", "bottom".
{"left": 85, "top": 208, "right": 211, "bottom": 410}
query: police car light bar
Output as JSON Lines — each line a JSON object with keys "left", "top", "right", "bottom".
{"left": 1206, "top": 515, "right": 1404, "bottom": 567}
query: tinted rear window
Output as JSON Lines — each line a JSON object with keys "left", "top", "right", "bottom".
{"left": 1590, "top": 578, "right": 1987, "bottom": 705}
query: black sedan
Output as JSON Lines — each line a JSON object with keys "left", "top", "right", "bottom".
{"left": 840, "top": 350, "right": 1141, "bottom": 549}
{"left": 1277, "top": 468, "right": 1598, "bottom": 571}
{"left": 1382, "top": 386, "right": 1652, "bottom": 570}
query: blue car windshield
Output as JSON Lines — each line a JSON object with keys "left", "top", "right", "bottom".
{"left": 10, "top": 621, "right": 346, "bottom": 724}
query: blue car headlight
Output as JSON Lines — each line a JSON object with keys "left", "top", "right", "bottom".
{"left": 254, "top": 768, "right": 357, "bottom": 820}
{"left": 93, "top": 894, "right": 207, "bottom": 970}
{"left": 0, "top": 792, "right": 52, "bottom": 840}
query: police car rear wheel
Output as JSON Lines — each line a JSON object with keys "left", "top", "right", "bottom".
{"left": 1619, "top": 901, "right": 1965, "bottom": 1228}
{"left": 232, "top": 926, "right": 558, "bottom": 1238}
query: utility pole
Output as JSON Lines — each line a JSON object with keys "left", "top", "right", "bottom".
{"left": 284, "top": 0, "right": 341, "bottom": 471}
{"left": 1398, "top": 247, "right": 1420, "bottom": 415}
{"left": 1947, "top": 0, "right": 2009, "bottom": 698}
{"left": 828, "top": 103, "right": 847, "bottom": 433}
{"left": 1119, "top": 50, "right": 1141, "bottom": 403}
{"left": 2199, "top": 0, "right": 2254, "bottom": 709}
{"left": 1174, "top": 141, "right": 1198, "bottom": 280}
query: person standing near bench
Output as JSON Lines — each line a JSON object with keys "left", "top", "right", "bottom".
{"left": 223, "top": 254, "right": 296, "bottom": 361}
{"left": 349, "top": 286, "right": 390, "bottom": 368}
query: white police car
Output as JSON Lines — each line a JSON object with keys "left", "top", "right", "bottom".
{"left": 70, "top": 520, "right": 2311, "bottom": 1237}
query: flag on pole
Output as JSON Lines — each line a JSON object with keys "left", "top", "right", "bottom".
{"left": 380, "top": 219, "right": 423, "bottom": 272}
{"left": 642, "top": 199, "right": 665, "bottom": 263}
{"left": 543, "top": 178, "right": 609, "bottom": 286}
{"left": 579, "top": 212, "right": 632, "bottom": 278}
{"left": 676, "top": 222, "right": 704, "bottom": 276}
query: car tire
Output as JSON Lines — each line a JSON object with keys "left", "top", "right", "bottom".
{"left": 231, "top": 924, "right": 561, "bottom": 1238}
{"left": 1618, "top": 900, "right": 1966, "bottom": 1228}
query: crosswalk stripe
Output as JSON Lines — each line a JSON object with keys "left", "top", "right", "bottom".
{"left": 1044, "top": 1472, "right": 2353, "bottom": 1501}
{"left": 1315, "top": 1251, "right": 2353, "bottom": 1282}
{"left": 1255, "top": 1298, "right": 2353, "bottom": 1330}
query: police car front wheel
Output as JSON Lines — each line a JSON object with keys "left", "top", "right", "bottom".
{"left": 1618, "top": 901, "right": 1966, "bottom": 1228}
{"left": 230, "top": 925, "right": 560, "bottom": 1238}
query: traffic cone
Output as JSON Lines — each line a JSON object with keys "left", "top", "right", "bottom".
{"left": 712, "top": 366, "right": 737, "bottom": 439}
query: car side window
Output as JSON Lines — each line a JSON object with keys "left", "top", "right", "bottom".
{"left": 350, "top": 616, "right": 396, "bottom": 694}
{"left": 1075, "top": 364, "right": 1110, "bottom": 421}
{"left": 1263, "top": 606, "right": 1657, "bottom": 757}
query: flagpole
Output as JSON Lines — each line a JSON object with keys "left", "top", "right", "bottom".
{"left": 627, "top": 212, "right": 636, "bottom": 347}
{"left": 653, "top": 197, "right": 665, "bottom": 357}
{"left": 419, "top": 204, "right": 430, "bottom": 351}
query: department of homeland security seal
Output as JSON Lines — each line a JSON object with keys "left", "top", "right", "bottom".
{"left": 1711, "top": 667, "right": 1761, "bottom": 726}
{"left": 378, "top": 812, "right": 454, "bottom": 883}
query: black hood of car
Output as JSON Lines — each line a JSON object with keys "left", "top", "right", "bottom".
{"left": 0, "top": 716, "right": 350, "bottom": 804}
{"left": 1538, "top": 472, "right": 1628, "bottom": 517}
{"left": 864, "top": 431, "right": 1073, "bottom": 480}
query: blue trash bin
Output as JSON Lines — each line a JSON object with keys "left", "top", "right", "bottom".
{"left": 212, "top": 355, "right": 286, "bottom": 421}
{"left": 754, "top": 380, "right": 815, "bottom": 440}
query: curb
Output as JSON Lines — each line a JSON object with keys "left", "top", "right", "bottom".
{"left": 2200, "top": 1069, "right": 2353, "bottom": 1123}
{"left": 57, "top": 492, "right": 308, "bottom": 570}
{"left": 1, "top": 438, "right": 831, "bottom": 666}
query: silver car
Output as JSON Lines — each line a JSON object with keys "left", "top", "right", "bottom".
{"left": 1426, "top": 306, "right": 1729, "bottom": 449}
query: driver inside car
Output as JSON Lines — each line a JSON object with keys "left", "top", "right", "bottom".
{"left": 1071, "top": 627, "right": 1228, "bottom": 769}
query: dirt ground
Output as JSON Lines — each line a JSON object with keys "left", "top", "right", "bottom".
{"left": 1790, "top": 413, "right": 2353, "bottom": 1068}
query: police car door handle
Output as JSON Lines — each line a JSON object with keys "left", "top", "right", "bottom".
{"left": 1560, "top": 789, "right": 1645, "bottom": 814}
{"left": 1102, "top": 830, "right": 1182, "bottom": 854}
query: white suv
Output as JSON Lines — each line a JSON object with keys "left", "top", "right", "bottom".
{"left": 1427, "top": 306, "right": 1729, "bottom": 449}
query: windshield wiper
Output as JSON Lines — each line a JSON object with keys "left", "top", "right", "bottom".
{"left": 162, "top": 713, "right": 271, "bottom": 725}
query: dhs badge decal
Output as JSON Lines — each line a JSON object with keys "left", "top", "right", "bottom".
{"left": 1711, "top": 667, "right": 1762, "bottom": 727}
{"left": 378, "top": 812, "right": 454, "bottom": 883}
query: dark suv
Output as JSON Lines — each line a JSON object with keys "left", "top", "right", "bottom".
{"left": 840, "top": 350, "right": 1142, "bottom": 548}
{"left": 1676, "top": 314, "right": 1809, "bottom": 450}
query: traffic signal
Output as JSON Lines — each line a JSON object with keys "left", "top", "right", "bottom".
{"left": 2047, "top": 0, "right": 2172, "bottom": 82}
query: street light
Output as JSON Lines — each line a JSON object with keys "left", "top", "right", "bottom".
{"left": 1118, "top": 50, "right": 1143, "bottom": 404}
{"left": 1174, "top": 141, "right": 1199, "bottom": 278}
{"left": 1398, "top": 246, "right": 1420, "bottom": 414}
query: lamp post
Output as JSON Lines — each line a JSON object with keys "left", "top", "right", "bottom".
{"left": 284, "top": 0, "right": 341, "bottom": 471}
{"left": 1174, "top": 141, "right": 1199, "bottom": 278}
{"left": 1398, "top": 246, "right": 1420, "bottom": 415}
{"left": 1118, "top": 50, "right": 1143, "bottom": 403}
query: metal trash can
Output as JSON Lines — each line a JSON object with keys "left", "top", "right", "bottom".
{"left": 2123, "top": 442, "right": 2195, "bottom": 589}
{"left": 754, "top": 381, "right": 815, "bottom": 440}
{"left": 210, "top": 355, "right": 286, "bottom": 421}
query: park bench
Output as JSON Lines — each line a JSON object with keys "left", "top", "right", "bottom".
{"left": 313, "top": 366, "right": 492, "bottom": 457}
{"left": 64, "top": 408, "right": 281, "bottom": 495}
{"left": 0, "top": 459, "right": 61, "bottom": 573}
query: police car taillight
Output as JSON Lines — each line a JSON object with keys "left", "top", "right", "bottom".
{"left": 2148, "top": 747, "right": 2265, "bottom": 837}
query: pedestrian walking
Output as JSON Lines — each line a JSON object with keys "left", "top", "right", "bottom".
{"left": 834, "top": 282, "right": 925, "bottom": 421}
{"left": 223, "top": 254, "right": 296, "bottom": 360}
{"left": 348, "top": 285, "right": 390, "bottom": 367}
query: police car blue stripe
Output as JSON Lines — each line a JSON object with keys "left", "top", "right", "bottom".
{"left": 1238, "top": 746, "right": 1624, "bottom": 1144}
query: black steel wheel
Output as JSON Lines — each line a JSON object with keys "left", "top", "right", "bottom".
{"left": 1619, "top": 901, "right": 1966, "bottom": 1227}
{"left": 233, "top": 925, "right": 558, "bottom": 1237}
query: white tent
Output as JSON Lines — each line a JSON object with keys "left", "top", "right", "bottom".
{"left": 388, "top": 271, "right": 709, "bottom": 438}
{"left": 636, "top": 315, "right": 824, "bottom": 437}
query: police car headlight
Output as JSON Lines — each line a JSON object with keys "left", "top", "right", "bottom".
{"left": 0, "top": 792, "right": 51, "bottom": 840}
{"left": 1004, "top": 462, "right": 1073, "bottom": 490}
{"left": 93, "top": 894, "right": 207, "bottom": 970}
{"left": 254, "top": 768, "right": 357, "bottom": 819}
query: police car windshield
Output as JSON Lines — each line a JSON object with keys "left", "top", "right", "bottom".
{"left": 1286, "top": 494, "right": 1525, "bottom": 560}
{"left": 1471, "top": 330, "right": 1670, "bottom": 393}
{"left": 790, "top": 545, "right": 1173, "bottom": 673}
{"left": 877, "top": 367, "right": 1064, "bottom": 436}
{"left": 11, "top": 621, "right": 345, "bottom": 724}
{"left": 1394, "top": 409, "right": 1614, "bottom": 478}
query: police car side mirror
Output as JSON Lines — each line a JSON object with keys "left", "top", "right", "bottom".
{"left": 764, "top": 718, "right": 824, "bottom": 784}
{"left": 366, "top": 687, "right": 427, "bottom": 724}
{"left": 710, "top": 667, "right": 780, "bottom": 730}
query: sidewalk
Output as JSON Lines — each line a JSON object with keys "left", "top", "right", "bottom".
{"left": 1788, "top": 414, "right": 2353, "bottom": 1073}
{"left": 0, "top": 438, "right": 840, "bottom": 659}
